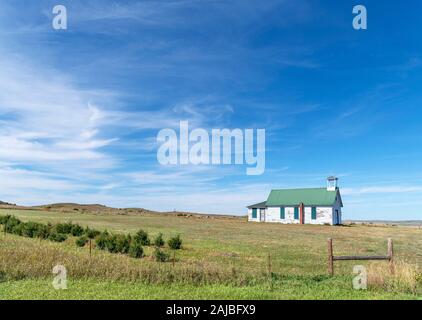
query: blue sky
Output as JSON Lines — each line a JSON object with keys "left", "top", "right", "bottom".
{"left": 0, "top": 0, "right": 421, "bottom": 220}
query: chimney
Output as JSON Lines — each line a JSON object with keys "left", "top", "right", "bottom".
{"left": 327, "top": 176, "right": 338, "bottom": 191}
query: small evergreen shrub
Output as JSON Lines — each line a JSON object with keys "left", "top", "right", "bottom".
{"left": 48, "top": 232, "right": 67, "bottom": 242}
{"left": 0, "top": 215, "right": 11, "bottom": 225}
{"left": 12, "top": 223, "right": 24, "bottom": 236}
{"left": 134, "top": 229, "right": 150, "bottom": 246}
{"left": 115, "top": 234, "right": 131, "bottom": 254}
{"left": 153, "top": 247, "right": 170, "bottom": 262}
{"left": 105, "top": 235, "right": 118, "bottom": 253}
{"left": 5, "top": 216, "right": 22, "bottom": 233}
{"left": 85, "top": 227, "right": 101, "bottom": 239}
{"left": 95, "top": 231, "right": 110, "bottom": 250}
{"left": 55, "top": 222, "right": 73, "bottom": 234}
{"left": 71, "top": 224, "right": 84, "bottom": 237}
{"left": 22, "top": 222, "right": 44, "bottom": 238}
{"left": 128, "top": 242, "right": 144, "bottom": 258}
{"left": 168, "top": 234, "right": 182, "bottom": 250}
{"left": 153, "top": 233, "right": 165, "bottom": 247}
{"left": 34, "top": 224, "right": 50, "bottom": 239}
{"left": 75, "top": 236, "right": 88, "bottom": 247}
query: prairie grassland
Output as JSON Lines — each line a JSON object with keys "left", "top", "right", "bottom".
{"left": 0, "top": 208, "right": 420, "bottom": 299}
{"left": 0, "top": 234, "right": 256, "bottom": 284}
{"left": 1, "top": 277, "right": 419, "bottom": 300}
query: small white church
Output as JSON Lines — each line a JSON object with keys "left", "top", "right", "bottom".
{"left": 247, "top": 177, "right": 343, "bottom": 225}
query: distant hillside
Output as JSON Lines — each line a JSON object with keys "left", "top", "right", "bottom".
{"left": 28, "top": 203, "right": 239, "bottom": 219}
{"left": 32, "top": 203, "right": 156, "bottom": 216}
{"left": 0, "top": 201, "right": 16, "bottom": 206}
{"left": 0, "top": 201, "right": 241, "bottom": 219}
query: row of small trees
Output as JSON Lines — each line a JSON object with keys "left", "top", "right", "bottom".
{"left": 0, "top": 215, "right": 182, "bottom": 261}
{"left": 0, "top": 215, "right": 72, "bottom": 242}
{"left": 80, "top": 229, "right": 182, "bottom": 260}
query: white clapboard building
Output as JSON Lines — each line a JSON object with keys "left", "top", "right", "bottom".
{"left": 247, "top": 177, "right": 343, "bottom": 225}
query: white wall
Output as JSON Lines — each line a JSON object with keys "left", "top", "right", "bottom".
{"left": 266, "top": 207, "right": 299, "bottom": 224}
{"left": 247, "top": 208, "right": 261, "bottom": 222}
{"left": 314, "top": 207, "right": 333, "bottom": 225}
{"left": 251, "top": 206, "right": 334, "bottom": 225}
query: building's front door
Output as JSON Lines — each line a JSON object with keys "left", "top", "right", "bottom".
{"left": 260, "top": 209, "right": 265, "bottom": 222}
{"left": 300, "top": 203, "right": 305, "bottom": 224}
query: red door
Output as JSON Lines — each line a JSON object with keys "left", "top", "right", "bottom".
{"left": 300, "top": 203, "right": 305, "bottom": 224}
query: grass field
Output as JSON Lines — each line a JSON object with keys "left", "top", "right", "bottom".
{"left": 0, "top": 207, "right": 421, "bottom": 300}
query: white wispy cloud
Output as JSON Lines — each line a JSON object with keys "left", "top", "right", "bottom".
{"left": 0, "top": 47, "right": 249, "bottom": 209}
{"left": 0, "top": 74, "right": 118, "bottom": 168}
{"left": 342, "top": 185, "right": 422, "bottom": 195}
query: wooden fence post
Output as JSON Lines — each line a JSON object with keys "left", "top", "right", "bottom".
{"left": 267, "top": 252, "right": 273, "bottom": 291}
{"left": 328, "top": 238, "right": 334, "bottom": 276}
{"left": 172, "top": 250, "right": 176, "bottom": 267}
{"left": 388, "top": 238, "right": 394, "bottom": 274}
{"left": 267, "top": 252, "right": 272, "bottom": 275}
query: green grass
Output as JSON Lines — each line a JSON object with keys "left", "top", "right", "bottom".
{"left": 0, "top": 208, "right": 421, "bottom": 300}
{"left": 0, "top": 278, "right": 418, "bottom": 300}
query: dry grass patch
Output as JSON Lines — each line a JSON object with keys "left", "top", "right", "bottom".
{"left": 367, "top": 260, "right": 421, "bottom": 294}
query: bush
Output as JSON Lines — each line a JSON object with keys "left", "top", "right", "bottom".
{"left": 105, "top": 235, "right": 118, "bottom": 253}
{"left": 75, "top": 236, "right": 88, "bottom": 247}
{"left": 115, "top": 234, "right": 131, "bottom": 254}
{"left": 12, "top": 223, "right": 25, "bottom": 236}
{"left": 168, "top": 235, "right": 182, "bottom": 250}
{"left": 5, "top": 216, "right": 22, "bottom": 234}
{"left": 21, "top": 222, "right": 44, "bottom": 238}
{"left": 128, "top": 242, "right": 144, "bottom": 258}
{"left": 0, "top": 215, "right": 11, "bottom": 225}
{"left": 153, "top": 233, "right": 165, "bottom": 247}
{"left": 95, "top": 231, "right": 110, "bottom": 250}
{"left": 71, "top": 224, "right": 84, "bottom": 237}
{"left": 55, "top": 222, "right": 73, "bottom": 234}
{"left": 134, "top": 229, "right": 150, "bottom": 246}
{"left": 34, "top": 224, "right": 50, "bottom": 239}
{"left": 1, "top": 216, "right": 51, "bottom": 239}
{"left": 85, "top": 227, "right": 101, "bottom": 239}
{"left": 48, "top": 232, "right": 67, "bottom": 242}
{"left": 153, "top": 247, "right": 170, "bottom": 262}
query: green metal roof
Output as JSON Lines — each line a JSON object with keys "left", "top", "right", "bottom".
{"left": 266, "top": 188, "right": 338, "bottom": 206}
